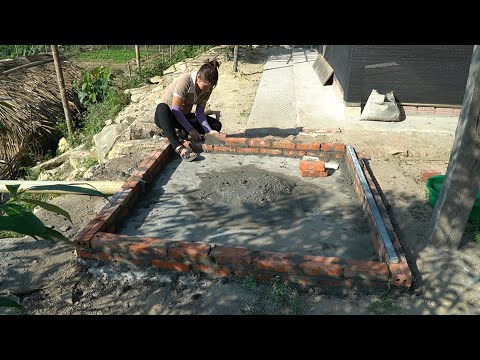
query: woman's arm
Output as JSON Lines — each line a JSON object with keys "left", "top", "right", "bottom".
{"left": 172, "top": 96, "right": 201, "bottom": 141}
{"left": 195, "top": 105, "right": 213, "bottom": 133}
{"left": 171, "top": 96, "right": 193, "bottom": 133}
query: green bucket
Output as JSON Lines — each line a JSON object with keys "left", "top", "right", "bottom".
{"left": 425, "top": 175, "right": 480, "bottom": 222}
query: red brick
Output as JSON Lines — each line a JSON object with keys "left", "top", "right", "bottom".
{"left": 300, "top": 169, "right": 315, "bottom": 177}
{"left": 156, "top": 138, "right": 170, "bottom": 150}
{"left": 129, "top": 238, "right": 169, "bottom": 258}
{"left": 435, "top": 107, "right": 455, "bottom": 116}
{"left": 202, "top": 144, "right": 213, "bottom": 152}
{"left": 295, "top": 143, "right": 320, "bottom": 151}
{"left": 156, "top": 144, "right": 171, "bottom": 156}
{"left": 150, "top": 150, "right": 163, "bottom": 159}
{"left": 322, "top": 143, "right": 344, "bottom": 152}
{"left": 248, "top": 138, "right": 272, "bottom": 148}
{"left": 258, "top": 148, "right": 282, "bottom": 155}
{"left": 168, "top": 241, "right": 211, "bottom": 262}
{"left": 299, "top": 160, "right": 325, "bottom": 172}
{"left": 90, "top": 232, "right": 133, "bottom": 252}
{"left": 370, "top": 230, "right": 384, "bottom": 260}
{"left": 236, "top": 147, "right": 259, "bottom": 154}
{"left": 154, "top": 148, "right": 171, "bottom": 167}
{"left": 150, "top": 147, "right": 164, "bottom": 157}
{"left": 283, "top": 150, "right": 306, "bottom": 157}
{"left": 300, "top": 256, "right": 343, "bottom": 277}
{"left": 333, "top": 144, "right": 345, "bottom": 152}
{"left": 388, "top": 261, "right": 412, "bottom": 288}
{"left": 420, "top": 171, "right": 441, "bottom": 182}
{"left": 300, "top": 169, "right": 328, "bottom": 177}
{"left": 76, "top": 249, "right": 96, "bottom": 259}
{"left": 151, "top": 259, "right": 190, "bottom": 272}
{"left": 209, "top": 132, "right": 227, "bottom": 142}
{"left": 343, "top": 259, "right": 389, "bottom": 281}
{"left": 121, "top": 178, "right": 143, "bottom": 192}
{"left": 138, "top": 157, "right": 155, "bottom": 170}
{"left": 211, "top": 246, "right": 253, "bottom": 266}
{"left": 271, "top": 140, "right": 295, "bottom": 150}
{"left": 225, "top": 137, "right": 249, "bottom": 146}
{"left": 74, "top": 220, "right": 107, "bottom": 248}
{"left": 76, "top": 250, "right": 114, "bottom": 261}
{"left": 253, "top": 251, "right": 294, "bottom": 273}
{"left": 110, "top": 188, "right": 137, "bottom": 209}
{"left": 129, "top": 168, "right": 147, "bottom": 181}
{"left": 402, "top": 106, "right": 418, "bottom": 114}
{"left": 418, "top": 106, "right": 435, "bottom": 115}
{"left": 114, "top": 257, "right": 148, "bottom": 266}
{"left": 299, "top": 160, "right": 310, "bottom": 171}
{"left": 289, "top": 276, "right": 315, "bottom": 287}
{"left": 192, "top": 264, "right": 231, "bottom": 277}
{"left": 94, "top": 203, "right": 125, "bottom": 225}
{"left": 96, "top": 252, "right": 115, "bottom": 261}
{"left": 214, "top": 146, "right": 236, "bottom": 153}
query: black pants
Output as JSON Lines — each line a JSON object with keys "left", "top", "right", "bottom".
{"left": 154, "top": 103, "right": 222, "bottom": 150}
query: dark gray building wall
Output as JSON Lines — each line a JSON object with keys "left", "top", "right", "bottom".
{"left": 322, "top": 45, "right": 473, "bottom": 106}
{"left": 322, "top": 45, "right": 352, "bottom": 100}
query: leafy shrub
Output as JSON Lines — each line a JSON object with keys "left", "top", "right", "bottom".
{"left": 71, "top": 66, "right": 114, "bottom": 107}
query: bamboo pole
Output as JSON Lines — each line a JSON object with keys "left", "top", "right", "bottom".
{"left": 51, "top": 45, "right": 74, "bottom": 136}
{"left": 0, "top": 180, "right": 124, "bottom": 195}
{"left": 232, "top": 45, "right": 239, "bottom": 72}
{"left": 135, "top": 45, "right": 141, "bottom": 73}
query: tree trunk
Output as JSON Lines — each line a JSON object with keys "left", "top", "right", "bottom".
{"left": 135, "top": 45, "right": 141, "bottom": 74}
{"left": 232, "top": 45, "right": 239, "bottom": 72}
{"left": 426, "top": 45, "right": 480, "bottom": 249}
{"left": 50, "top": 45, "right": 74, "bottom": 136}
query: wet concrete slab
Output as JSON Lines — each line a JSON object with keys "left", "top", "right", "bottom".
{"left": 118, "top": 153, "right": 376, "bottom": 260}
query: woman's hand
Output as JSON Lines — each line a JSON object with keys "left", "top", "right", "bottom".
{"left": 209, "top": 130, "right": 219, "bottom": 135}
{"left": 189, "top": 128, "right": 202, "bottom": 141}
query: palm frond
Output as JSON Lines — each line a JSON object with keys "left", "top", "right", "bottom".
{"left": 0, "top": 54, "right": 83, "bottom": 178}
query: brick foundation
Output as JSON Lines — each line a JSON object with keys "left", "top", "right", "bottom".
{"left": 74, "top": 134, "right": 413, "bottom": 292}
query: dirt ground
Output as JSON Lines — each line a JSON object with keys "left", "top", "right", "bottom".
{"left": 1, "top": 45, "right": 480, "bottom": 315}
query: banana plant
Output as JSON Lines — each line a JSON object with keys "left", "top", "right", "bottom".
{"left": 0, "top": 183, "right": 109, "bottom": 313}
{"left": 0, "top": 183, "right": 108, "bottom": 243}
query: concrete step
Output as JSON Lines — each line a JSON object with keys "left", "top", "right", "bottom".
{"left": 246, "top": 46, "right": 346, "bottom": 137}
{"left": 292, "top": 49, "right": 345, "bottom": 133}
{"left": 246, "top": 46, "right": 460, "bottom": 137}
{"left": 245, "top": 47, "right": 298, "bottom": 137}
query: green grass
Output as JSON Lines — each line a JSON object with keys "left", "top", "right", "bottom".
{"left": 269, "top": 276, "right": 302, "bottom": 314}
{"left": 465, "top": 218, "right": 480, "bottom": 244}
{"left": 73, "top": 156, "right": 99, "bottom": 179}
{"left": 242, "top": 276, "right": 258, "bottom": 292}
{"left": 367, "top": 292, "right": 401, "bottom": 314}
{"left": 70, "top": 49, "right": 153, "bottom": 63}
{"left": 0, "top": 230, "right": 23, "bottom": 239}
{"left": 242, "top": 275, "right": 303, "bottom": 315}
